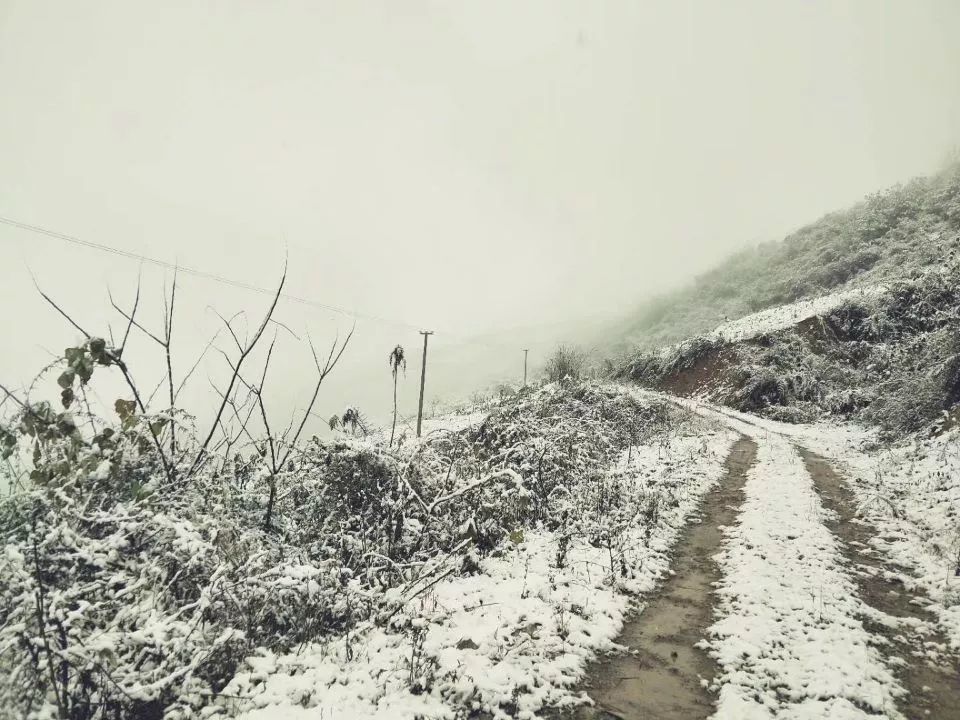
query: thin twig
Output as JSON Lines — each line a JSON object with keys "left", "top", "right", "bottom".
{"left": 278, "top": 324, "right": 355, "bottom": 469}
{"left": 189, "top": 264, "right": 287, "bottom": 476}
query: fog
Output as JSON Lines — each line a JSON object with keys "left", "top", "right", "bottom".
{"left": 2, "top": 0, "right": 960, "bottom": 429}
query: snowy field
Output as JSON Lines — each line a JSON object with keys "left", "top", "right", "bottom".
{"left": 188, "top": 394, "right": 960, "bottom": 718}
{"left": 5, "top": 371, "right": 956, "bottom": 719}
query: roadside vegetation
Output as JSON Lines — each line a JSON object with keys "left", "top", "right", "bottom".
{"left": 0, "top": 280, "right": 688, "bottom": 718}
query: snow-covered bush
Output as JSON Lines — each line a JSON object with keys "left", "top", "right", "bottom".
{"left": 619, "top": 336, "right": 725, "bottom": 386}
{"left": 661, "top": 337, "right": 723, "bottom": 376}
{"left": 0, "top": 397, "right": 364, "bottom": 718}
{"left": 0, "top": 340, "right": 661, "bottom": 720}
{"left": 543, "top": 344, "right": 587, "bottom": 383}
{"left": 1, "top": 398, "right": 227, "bottom": 717}
{"left": 825, "top": 299, "right": 891, "bottom": 341}
{"left": 863, "top": 329, "right": 960, "bottom": 435}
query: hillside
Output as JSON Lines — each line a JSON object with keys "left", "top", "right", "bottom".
{"left": 618, "top": 160, "right": 960, "bottom": 437}
{"left": 618, "top": 160, "right": 960, "bottom": 352}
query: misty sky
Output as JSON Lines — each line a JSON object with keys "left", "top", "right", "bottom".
{"left": 2, "top": 0, "right": 960, "bottom": 428}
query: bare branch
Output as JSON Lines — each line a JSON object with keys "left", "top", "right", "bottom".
{"left": 278, "top": 403, "right": 300, "bottom": 447}
{"left": 145, "top": 372, "right": 168, "bottom": 408}
{"left": 268, "top": 318, "right": 301, "bottom": 342}
{"left": 25, "top": 358, "right": 67, "bottom": 405}
{"left": 208, "top": 378, "right": 258, "bottom": 448}
{"left": 258, "top": 333, "right": 278, "bottom": 396}
{"left": 211, "top": 336, "right": 236, "bottom": 365}
{"left": 114, "top": 272, "right": 142, "bottom": 356}
{"left": 254, "top": 334, "right": 279, "bottom": 472}
{"left": 174, "top": 329, "right": 222, "bottom": 402}
{"left": 278, "top": 324, "right": 355, "bottom": 468}
{"left": 189, "top": 264, "right": 287, "bottom": 476}
{"left": 165, "top": 269, "right": 178, "bottom": 455}
{"left": 34, "top": 277, "right": 90, "bottom": 339}
{"left": 211, "top": 309, "right": 244, "bottom": 353}
{"left": 0, "top": 383, "right": 27, "bottom": 410}
{"left": 109, "top": 288, "right": 164, "bottom": 348}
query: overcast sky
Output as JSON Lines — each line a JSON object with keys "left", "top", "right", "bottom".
{"left": 2, "top": 0, "right": 960, "bottom": 428}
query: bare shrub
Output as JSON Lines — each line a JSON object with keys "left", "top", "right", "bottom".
{"left": 544, "top": 344, "right": 586, "bottom": 383}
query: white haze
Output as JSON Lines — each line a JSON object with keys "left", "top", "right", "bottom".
{"left": 2, "top": 0, "right": 960, "bottom": 430}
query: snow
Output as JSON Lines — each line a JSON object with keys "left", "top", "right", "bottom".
{"left": 773, "top": 423, "right": 960, "bottom": 653}
{"left": 88, "top": 458, "right": 112, "bottom": 481}
{"left": 221, "top": 418, "right": 739, "bottom": 719}
{"left": 12, "top": 366, "right": 956, "bottom": 719}
{"left": 669, "top": 394, "right": 960, "bottom": 662}
{"left": 708, "top": 285, "right": 884, "bottom": 344}
{"left": 700, "top": 419, "right": 903, "bottom": 718}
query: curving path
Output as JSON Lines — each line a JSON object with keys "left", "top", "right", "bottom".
{"left": 564, "top": 397, "right": 960, "bottom": 720}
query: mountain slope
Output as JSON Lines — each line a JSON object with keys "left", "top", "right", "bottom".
{"left": 619, "top": 160, "right": 960, "bottom": 437}
{"left": 618, "top": 160, "right": 960, "bottom": 352}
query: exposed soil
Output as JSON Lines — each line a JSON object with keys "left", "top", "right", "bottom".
{"left": 656, "top": 315, "right": 838, "bottom": 404}
{"left": 793, "top": 315, "right": 834, "bottom": 354}
{"left": 659, "top": 346, "right": 737, "bottom": 399}
{"left": 800, "top": 448, "right": 960, "bottom": 720}
{"left": 557, "top": 438, "right": 758, "bottom": 719}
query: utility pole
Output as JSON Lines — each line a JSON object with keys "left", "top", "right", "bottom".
{"left": 416, "top": 330, "right": 433, "bottom": 437}
{"left": 522, "top": 348, "right": 529, "bottom": 387}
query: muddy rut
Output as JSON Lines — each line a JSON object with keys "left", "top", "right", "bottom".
{"left": 800, "top": 449, "right": 960, "bottom": 720}
{"left": 567, "top": 438, "right": 757, "bottom": 720}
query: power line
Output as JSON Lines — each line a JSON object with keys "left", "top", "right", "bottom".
{"left": 0, "top": 215, "right": 541, "bottom": 364}
{"left": 0, "top": 215, "right": 533, "bottom": 355}
{"left": 0, "top": 214, "right": 430, "bottom": 332}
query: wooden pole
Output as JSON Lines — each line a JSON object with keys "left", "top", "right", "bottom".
{"left": 416, "top": 331, "right": 433, "bottom": 437}
{"left": 523, "top": 348, "right": 529, "bottom": 386}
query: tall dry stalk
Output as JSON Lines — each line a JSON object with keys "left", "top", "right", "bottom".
{"left": 389, "top": 344, "right": 406, "bottom": 447}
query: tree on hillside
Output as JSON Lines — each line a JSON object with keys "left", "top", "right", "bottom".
{"left": 388, "top": 344, "right": 406, "bottom": 447}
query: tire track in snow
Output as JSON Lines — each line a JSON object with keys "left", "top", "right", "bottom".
{"left": 571, "top": 438, "right": 757, "bottom": 720}
{"left": 800, "top": 449, "right": 960, "bottom": 720}
{"left": 702, "top": 427, "right": 905, "bottom": 719}
{"left": 650, "top": 392, "right": 958, "bottom": 718}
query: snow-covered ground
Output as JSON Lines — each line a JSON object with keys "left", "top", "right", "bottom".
{"left": 670, "top": 395, "right": 960, "bottom": 652}
{"left": 14, "top": 369, "right": 952, "bottom": 719}
{"left": 707, "top": 285, "right": 884, "bottom": 344}
{"left": 779, "top": 423, "right": 960, "bottom": 653}
{"left": 217, "top": 391, "right": 960, "bottom": 719}
{"left": 693, "top": 412, "right": 904, "bottom": 718}
{"left": 220, "top": 417, "right": 738, "bottom": 719}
